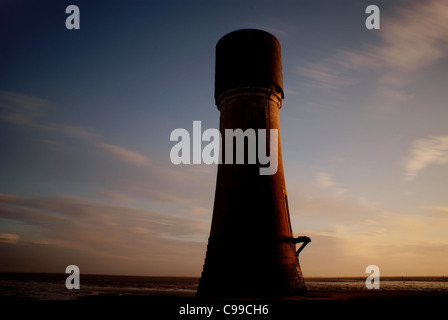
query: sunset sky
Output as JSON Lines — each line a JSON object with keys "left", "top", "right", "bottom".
{"left": 1, "top": 0, "right": 448, "bottom": 277}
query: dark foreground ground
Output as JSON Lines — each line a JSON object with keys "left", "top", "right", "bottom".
{"left": 2, "top": 273, "right": 447, "bottom": 318}
{"left": 4, "top": 290, "right": 447, "bottom": 319}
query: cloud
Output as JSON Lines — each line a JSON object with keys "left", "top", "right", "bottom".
{"left": 379, "top": 1, "right": 448, "bottom": 71}
{"left": 315, "top": 172, "right": 335, "bottom": 188}
{"left": 297, "top": 0, "right": 448, "bottom": 102}
{"left": 0, "top": 193, "right": 208, "bottom": 242}
{"left": 112, "top": 163, "right": 215, "bottom": 214}
{"left": 404, "top": 136, "right": 448, "bottom": 180}
{"left": 1, "top": 90, "right": 158, "bottom": 169}
{"left": 297, "top": 63, "right": 356, "bottom": 89}
{"left": 288, "top": 175, "right": 448, "bottom": 275}
{"left": 0, "top": 90, "right": 101, "bottom": 142}
{"left": 98, "top": 143, "right": 150, "bottom": 167}
{"left": 335, "top": 48, "right": 381, "bottom": 71}
{"left": 296, "top": 207, "right": 448, "bottom": 276}
{"left": 0, "top": 90, "right": 52, "bottom": 126}
{"left": 421, "top": 206, "right": 448, "bottom": 215}
{"left": 0, "top": 233, "right": 20, "bottom": 244}
{"left": 314, "top": 172, "right": 347, "bottom": 197}
{"left": 370, "top": 0, "right": 448, "bottom": 102}
{"left": 352, "top": 0, "right": 448, "bottom": 75}
{"left": 0, "top": 193, "right": 209, "bottom": 275}
{"left": 299, "top": 232, "right": 448, "bottom": 277}
{"left": 51, "top": 124, "right": 100, "bottom": 142}
{"left": 93, "top": 190, "right": 135, "bottom": 204}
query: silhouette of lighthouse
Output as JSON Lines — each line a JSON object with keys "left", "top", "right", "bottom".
{"left": 196, "top": 29, "right": 310, "bottom": 298}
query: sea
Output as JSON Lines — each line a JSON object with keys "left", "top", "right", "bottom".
{"left": 1, "top": 273, "right": 448, "bottom": 300}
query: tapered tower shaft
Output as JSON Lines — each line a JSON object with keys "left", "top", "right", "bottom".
{"left": 197, "top": 29, "right": 308, "bottom": 298}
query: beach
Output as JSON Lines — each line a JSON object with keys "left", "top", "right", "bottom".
{"left": 1, "top": 273, "right": 447, "bottom": 300}
{"left": 2, "top": 273, "right": 447, "bottom": 318}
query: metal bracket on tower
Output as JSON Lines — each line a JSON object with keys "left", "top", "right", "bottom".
{"left": 287, "top": 236, "right": 311, "bottom": 257}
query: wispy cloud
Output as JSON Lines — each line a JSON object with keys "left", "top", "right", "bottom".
{"left": 0, "top": 193, "right": 209, "bottom": 275}
{"left": 421, "top": 206, "right": 448, "bottom": 215}
{"left": 98, "top": 143, "right": 150, "bottom": 167}
{"left": 0, "top": 90, "right": 157, "bottom": 170}
{"left": 0, "top": 193, "right": 208, "bottom": 242}
{"left": 378, "top": 1, "right": 448, "bottom": 71}
{"left": 0, "top": 90, "right": 216, "bottom": 212}
{"left": 0, "top": 90, "right": 101, "bottom": 142}
{"left": 314, "top": 172, "right": 347, "bottom": 197}
{"left": 0, "top": 90, "right": 51, "bottom": 126}
{"left": 296, "top": 208, "right": 448, "bottom": 276}
{"left": 51, "top": 124, "right": 100, "bottom": 142}
{"left": 297, "top": 63, "right": 356, "bottom": 89}
{"left": 248, "top": 22, "right": 296, "bottom": 38}
{"left": 297, "top": 0, "right": 448, "bottom": 102}
{"left": 315, "top": 172, "right": 335, "bottom": 188}
{"left": 93, "top": 190, "right": 135, "bottom": 204}
{"left": 404, "top": 136, "right": 448, "bottom": 180}
{"left": 114, "top": 163, "right": 215, "bottom": 211}
{"left": 0, "top": 233, "right": 20, "bottom": 244}
{"left": 370, "top": 0, "right": 448, "bottom": 102}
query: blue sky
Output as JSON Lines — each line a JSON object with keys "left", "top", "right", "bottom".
{"left": 1, "top": 0, "right": 448, "bottom": 277}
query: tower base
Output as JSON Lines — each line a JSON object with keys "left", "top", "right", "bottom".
{"left": 196, "top": 238, "right": 308, "bottom": 298}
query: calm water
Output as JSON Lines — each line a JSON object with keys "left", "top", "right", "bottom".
{"left": 1, "top": 273, "right": 447, "bottom": 300}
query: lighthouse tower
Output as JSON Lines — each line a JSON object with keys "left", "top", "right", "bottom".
{"left": 196, "top": 29, "right": 310, "bottom": 298}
